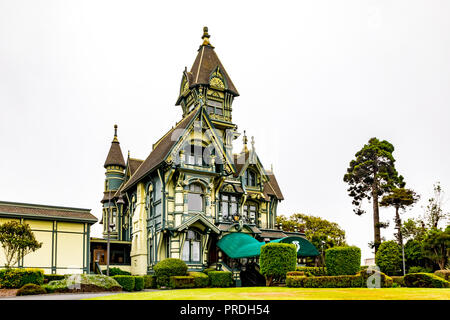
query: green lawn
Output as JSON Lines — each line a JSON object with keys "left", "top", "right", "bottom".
{"left": 87, "top": 287, "right": 450, "bottom": 300}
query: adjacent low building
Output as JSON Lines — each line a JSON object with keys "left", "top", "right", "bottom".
{"left": 0, "top": 201, "right": 97, "bottom": 274}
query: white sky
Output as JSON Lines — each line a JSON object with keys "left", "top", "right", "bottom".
{"left": 1, "top": 0, "right": 449, "bottom": 261}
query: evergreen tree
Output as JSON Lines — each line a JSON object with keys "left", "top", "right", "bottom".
{"left": 343, "top": 137, "right": 404, "bottom": 253}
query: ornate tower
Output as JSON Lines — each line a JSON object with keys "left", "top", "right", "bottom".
{"left": 101, "top": 124, "right": 126, "bottom": 239}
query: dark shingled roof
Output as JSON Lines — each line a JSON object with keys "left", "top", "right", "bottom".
{"left": 263, "top": 171, "right": 284, "bottom": 200}
{"left": 128, "top": 158, "right": 144, "bottom": 176}
{"left": 258, "top": 229, "right": 287, "bottom": 239}
{"left": 188, "top": 44, "right": 239, "bottom": 96}
{"left": 122, "top": 107, "right": 200, "bottom": 191}
{"left": 104, "top": 136, "right": 126, "bottom": 168}
{"left": 0, "top": 201, "right": 97, "bottom": 223}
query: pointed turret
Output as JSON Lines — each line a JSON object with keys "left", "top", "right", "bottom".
{"left": 176, "top": 27, "right": 239, "bottom": 124}
{"left": 104, "top": 124, "right": 126, "bottom": 168}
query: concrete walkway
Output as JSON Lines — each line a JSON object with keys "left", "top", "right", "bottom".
{"left": 0, "top": 289, "right": 157, "bottom": 300}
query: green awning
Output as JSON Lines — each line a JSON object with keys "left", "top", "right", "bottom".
{"left": 270, "top": 236, "right": 320, "bottom": 257}
{"left": 217, "top": 232, "right": 265, "bottom": 259}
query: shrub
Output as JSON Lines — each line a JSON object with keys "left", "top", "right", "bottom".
{"left": 325, "top": 246, "right": 361, "bottom": 276}
{"left": 286, "top": 270, "right": 393, "bottom": 288}
{"left": 434, "top": 270, "right": 450, "bottom": 281}
{"left": 404, "top": 273, "right": 450, "bottom": 288}
{"left": 154, "top": 258, "right": 188, "bottom": 287}
{"left": 16, "top": 283, "right": 47, "bottom": 296}
{"left": 286, "top": 271, "right": 305, "bottom": 277}
{"left": 360, "top": 269, "right": 393, "bottom": 288}
{"left": 391, "top": 276, "right": 405, "bottom": 287}
{"left": 208, "top": 271, "right": 233, "bottom": 287}
{"left": 43, "top": 274, "right": 122, "bottom": 293}
{"left": 260, "top": 243, "right": 297, "bottom": 286}
{"left": 202, "top": 267, "right": 216, "bottom": 275}
{"left": 375, "top": 241, "right": 402, "bottom": 275}
{"left": 106, "top": 267, "right": 131, "bottom": 276}
{"left": 134, "top": 276, "right": 144, "bottom": 291}
{"left": 188, "top": 271, "right": 209, "bottom": 288}
{"left": 296, "top": 267, "right": 327, "bottom": 276}
{"left": 44, "top": 274, "right": 65, "bottom": 284}
{"left": 0, "top": 268, "right": 44, "bottom": 288}
{"left": 169, "top": 276, "right": 195, "bottom": 289}
{"left": 408, "top": 266, "right": 432, "bottom": 274}
{"left": 143, "top": 275, "right": 157, "bottom": 289}
{"left": 112, "top": 275, "right": 135, "bottom": 292}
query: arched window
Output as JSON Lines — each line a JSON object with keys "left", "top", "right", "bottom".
{"left": 244, "top": 169, "right": 257, "bottom": 187}
{"left": 181, "top": 229, "right": 201, "bottom": 263}
{"left": 187, "top": 183, "right": 204, "bottom": 212}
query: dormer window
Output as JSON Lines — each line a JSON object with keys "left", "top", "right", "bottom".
{"left": 244, "top": 169, "right": 257, "bottom": 187}
{"left": 207, "top": 100, "right": 223, "bottom": 116}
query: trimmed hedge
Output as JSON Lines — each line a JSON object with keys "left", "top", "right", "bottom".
{"left": 408, "top": 266, "right": 432, "bottom": 274}
{"left": 16, "top": 283, "right": 47, "bottom": 296}
{"left": 360, "top": 269, "right": 393, "bottom": 288}
{"left": 144, "top": 275, "right": 157, "bottom": 289}
{"left": 202, "top": 267, "right": 216, "bottom": 275}
{"left": 44, "top": 274, "right": 65, "bottom": 284}
{"left": 0, "top": 268, "right": 44, "bottom": 288}
{"left": 188, "top": 271, "right": 209, "bottom": 288}
{"left": 391, "top": 276, "right": 405, "bottom": 287}
{"left": 286, "top": 271, "right": 393, "bottom": 288}
{"left": 43, "top": 274, "right": 122, "bottom": 293}
{"left": 169, "top": 276, "right": 195, "bottom": 289}
{"left": 208, "top": 271, "right": 233, "bottom": 287}
{"left": 134, "top": 276, "right": 144, "bottom": 291}
{"left": 106, "top": 267, "right": 131, "bottom": 276}
{"left": 286, "top": 271, "right": 306, "bottom": 277}
{"left": 154, "top": 258, "right": 188, "bottom": 287}
{"left": 434, "top": 270, "right": 450, "bottom": 281}
{"left": 296, "top": 267, "right": 328, "bottom": 276}
{"left": 260, "top": 243, "right": 297, "bottom": 284}
{"left": 112, "top": 275, "right": 135, "bottom": 291}
{"left": 325, "top": 246, "right": 361, "bottom": 276}
{"left": 404, "top": 273, "right": 450, "bottom": 288}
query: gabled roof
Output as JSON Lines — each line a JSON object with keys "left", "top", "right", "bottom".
{"left": 104, "top": 125, "right": 126, "bottom": 168}
{"left": 0, "top": 201, "right": 97, "bottom": 223}
{"left": 128, "top": 158, "right": 144, "bottom": 176}
{"left": 263, "top": 171, "right": 284, "bottom": 200}
{"left": 177, "top": 213, "right": 220, "bottom": 234}
{"left": 121, "top": 107, "right": 200, "bottom": 192}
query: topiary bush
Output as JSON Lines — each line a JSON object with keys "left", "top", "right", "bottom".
{"left": 375, "top": 241, "right": 402, "bottom": 275}
{"left": 134, "top": 276, "right": 144, "bottom": 291}
{"left": 44, "top": 274, "right": 65, "bottom": 284}
{"left": 391, "top": 276, "right": 405, "bottom": 287}
{"left": 296, "top": 267, "right": 327, "bottom": 276}
{"left": 260, "top": 243, "right": 297, "bottom": 286}
{"left": 286, "top": 271, "right": 306, "bottom": 277}
{"left": 188, "top": 271, "right": 209, "bottom": 288}
{"left": 208, "top": 271, "right": 233, "bottom": 287}
{"left": 106, "top": 267, "right": 131, "bottom": 276}
{"left": 16, "top": 283, "right": 47, "bottom": 296}
{"left": 0, "top": 268, "right": 44, "bottom": 288}
{"left": 325, "top": 246, "right": 361, "bottom": 276}
{"left": 434, "top": 270, "right": 450, "bottom": 281}
{"left": 112, "top": 275, "right": 135, "bottom": 292}
{"left": 154, "top": 258, "right": 188, "bottom": 287}
{"left": 202, "top": 267, "right": 216, "bottom": 275}
{"left": 360, "top": 268, "right": 393, "bottom": 288}
{"left": 169, "top": 276, "right": 195, "bottom": 289}
{"left": 143, "top": 275, "right": 157, "bottom": 289}
{"left": 404, "top": 273, "right": 450, "bottom": 288}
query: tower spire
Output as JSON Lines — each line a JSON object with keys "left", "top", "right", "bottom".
{"left": 242, "top": 130, "right": 249, "bottom": 153}
{"left": 201, "top": 26, "right": 212, "bottom": 47}
{"left": 113, "top": 124, "right": 119, "bottom": 142}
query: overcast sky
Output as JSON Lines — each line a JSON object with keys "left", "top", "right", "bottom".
{"left": 1, "top": 0, "right": 449, "bottom": 261}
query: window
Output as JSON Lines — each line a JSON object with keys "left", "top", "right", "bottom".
{"left": 207, "top": 100, "right": 223, "bottom": 116}
{"left": 245, "top": 169, "right": 257, "bottom": 187}
{"left": 184, "top": 144, "right": 209, "bottom": 166}
{"left": 243, "top": 204, "right": 257, "bottom": 224}
{"left": 220, "top": 194, "right": 238, "bottom": 221}
{"left": 187, "top": 183, "right": 204, "bottom": 212}
{"left": 182, "top": 230, "right": 201, "bottom": 263}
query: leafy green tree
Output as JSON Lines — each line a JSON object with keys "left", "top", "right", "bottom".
{"left": 380, "top": 188, "right": 419, "bottom": 247}
{"left": 423, "top": 182, "right": 449, "bottom": 229}
{"left": 402, "top": 218, "right": 427, "bottom": 242}
{"left": 343, "top": 137, "right": 404, "bottom": 253}
{"left": 276, "top": 213, "right": 347, "bottom": 251}
{"left": 0, "top": 221, "right": 42, "bottom": 268}
{"left": 404, "top": 239, "right": 426, "bottom": 272}
{"left": 375, "top": 240, "right": 402, "bottom": 275}
{"left": 422, "top": 226, "right": 450, "bottom": 270}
